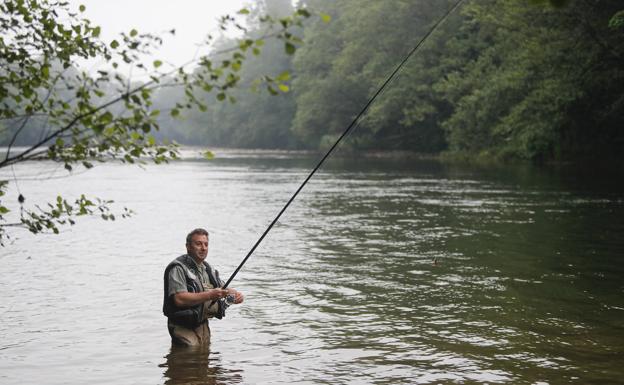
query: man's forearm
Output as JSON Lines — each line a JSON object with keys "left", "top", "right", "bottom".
{"left": 173, "top": 289, "right": 227, "bottom": 307}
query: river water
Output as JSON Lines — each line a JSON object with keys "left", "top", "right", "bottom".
{"left": 1, "top": 149, "right": 623, "bottom": 384}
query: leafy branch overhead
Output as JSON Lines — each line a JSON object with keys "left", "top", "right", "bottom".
{"left": 0, "top": 0, "right": 319, "bottom": 243}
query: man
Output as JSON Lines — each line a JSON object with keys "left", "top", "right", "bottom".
{"left": 163, "top": 228, "right": 244, "bottom": 346}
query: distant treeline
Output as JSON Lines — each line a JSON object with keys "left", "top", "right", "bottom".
{"left": 4, "top": 0, "right": 623, "bottom": 163}
{"left": 165, "top": 0, "right": 623, "bottom": 162}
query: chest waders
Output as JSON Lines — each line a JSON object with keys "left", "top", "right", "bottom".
{"left": 163, "top": 254, "right": 227, "bottom": 329}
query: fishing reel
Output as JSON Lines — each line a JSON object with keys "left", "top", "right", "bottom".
{"left": 225, "top": 294, "right": 236, "bottom": 305}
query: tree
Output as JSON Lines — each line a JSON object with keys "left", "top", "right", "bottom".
{"left": 0, "top": 0, "right": 316, "bottom": 244}
{"left": 291, "top": 0, "right": 457, "bottom": 152}
{"left": 437, "top": 0, "right": 624, "bottom": 161}
{"left": 289, "top": 0, "right": 623, "bottom": 160}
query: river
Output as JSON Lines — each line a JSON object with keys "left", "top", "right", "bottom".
{"left": 1, "top": 149, "right": 623, "bottom": 384}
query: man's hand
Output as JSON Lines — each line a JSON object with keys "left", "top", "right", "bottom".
{"left": 226, "top": 288, "right": 244, "bottom": 304}
{"left": 212, "top": 288, "right": 229, "bottom": 300}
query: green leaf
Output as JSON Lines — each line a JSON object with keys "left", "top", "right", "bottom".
{"left": 276, "top": 71, "right": 290, "bottom": 82}
{"left": 320, "top": 13, "right": 331, "bottom": 23}
{"left": 297, "top": 9, "right": 311, "bottom": 17}
{"left": 216, "top": 93, "right": 226, "bottom": 101}
{"left": 0, "top": 206, "right": 9, "bottom": 214}
{"left": 170, "top": 108, "right": 180, "bottom": 117}
{"left": 203, "top": 151, "right": 215, "bottom": 160}
{"left": 130, "top": 29, "right": 138, "bottom": 37}
{"left": 79, "top": 4, "right": 86, "bottom": 12}
{"left": 153, "top": 60, "right": 162, "bottom": 68}
{"left": 285, "top": 42, "right": 296, "bottom": 55}
{"left": 237, "top": 8, "right": 250, "bottom": 15}
{"left": 110, "top": 40, "right": 119, "bottom": 49}
{"left": 99, "top": 111, "right": 113, "bottom": 124}
{"left": 278, "top": 84, "right": 290, "bottom": 93}
{"left": 609, "top": 10, "right": 624, "bottom": 29}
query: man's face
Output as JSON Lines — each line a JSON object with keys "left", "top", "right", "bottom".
{"left": 187, "top": 234, "right": 209, "bottom": 263}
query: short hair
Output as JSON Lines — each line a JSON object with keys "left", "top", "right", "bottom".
{"left": 186, "top": 228, "right": 209, "bottom": 245}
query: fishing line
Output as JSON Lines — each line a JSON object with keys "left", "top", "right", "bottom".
{"left": 222, "top": 0, "right": 465, "bottom": 289}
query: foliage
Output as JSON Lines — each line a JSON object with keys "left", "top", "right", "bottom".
{"left": 0, "top": 0, "right": 314, "bottom": 243}
{"left": 438, "top": 0, "right": 624, "bottom": 160}
{"left": 609, "top": 10, "right": 624, "bottom": 29}
{"left": 149, "top": 0, "right": 622, "bottom": 162}
{"left": 288, "top": 0, "right": 623, "bottom": 160}
{"left": 165, "top": 0, "right": 306, "bottom": 149}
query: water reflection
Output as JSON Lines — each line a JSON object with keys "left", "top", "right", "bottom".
{"left": 161, "top": 344, "right": 243, "bottom": 385}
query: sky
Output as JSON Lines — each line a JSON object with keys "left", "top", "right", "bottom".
{"left": 66, "top": 0, "right": 250, "bottom": 72}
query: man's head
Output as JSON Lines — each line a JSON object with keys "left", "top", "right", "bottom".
{"left": 186, "top": 228, "right": 209, "bottom": 263}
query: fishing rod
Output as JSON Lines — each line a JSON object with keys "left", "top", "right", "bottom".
{"left": 222, "top": 0, "right": 465, "bottom": 289}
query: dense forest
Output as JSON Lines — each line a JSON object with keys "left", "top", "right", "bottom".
{"left": 3, "top": 0, "right": 623, "bottom": 162}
